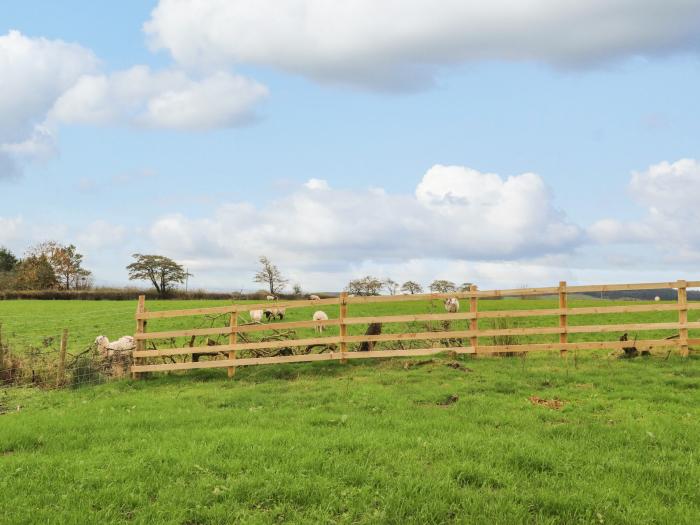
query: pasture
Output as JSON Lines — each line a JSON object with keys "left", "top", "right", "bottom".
{"left": 1, "top": 295, "right": 699, "bottom": 523}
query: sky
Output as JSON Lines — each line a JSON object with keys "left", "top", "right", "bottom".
{"left": 1, "top": 0, "right": 700, "bottom": 292}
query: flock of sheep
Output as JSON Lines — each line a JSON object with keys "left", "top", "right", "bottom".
{"left": 94, "top": 295, "right": 462, "bottom": 357}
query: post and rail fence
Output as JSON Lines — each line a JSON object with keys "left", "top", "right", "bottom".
{"left": 131, "top": 280, "right": 700, "bottom": 377}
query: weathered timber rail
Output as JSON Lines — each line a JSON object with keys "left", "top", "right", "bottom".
{"left": 131, "top": 280, "right": 699, "bottom": 377}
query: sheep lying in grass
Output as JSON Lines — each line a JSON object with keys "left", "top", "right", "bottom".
{"left": 444, "top": 297, "right": 460, "bottom": 313}
{"left": 95, "top": 335, "right": 135, "bottom": 358}
{"left": 249, "top": 309, "right": 264, "bottom": 323}
{"left": 264, "top": 307, "right": 286, "bottom": 321}
{"left": 309, "top": 294, "right": 321, "bottom": 301}
{"left": 313, "top": 310, "right": 329, "bottom": 333}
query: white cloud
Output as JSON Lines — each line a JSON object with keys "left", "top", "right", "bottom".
{"left": 0, "top": 30, "right": 268, "bottom": 178}
{"left": 304, "top": 178, "right": 330, "bottom": 191}
{"left": 50, "top": 67, "right": 268, "bottom": 130}
{"left": 145, "top": 0, "right": 700, "bottom": 89}
{"left": 146, "top": 165, "right": 581, "bottom": 284}
{"left": 0, "top": 216, "right": 24, "bottom": 245}
{"left": 0, "top": 30, "right": 97, "bottom": 177}
{"left": 588, "top": 158, "right": 700, "bottom": 261}
{"left": 75, "top": 221, "right": 127, "bottom": 250}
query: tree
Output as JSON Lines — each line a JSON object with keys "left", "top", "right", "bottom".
{"left": 127, "top": 254, "right": 188, "bottom": 296}
{"left": 253, "top": 256, "right": 288, "bottom": 295}
{"left": 346, "top": 276, "right": 383, "bottom": 296}
{"left": 429, "top": 280, "right": 457, "bottom": 293}
{"left": 14, "top": 255, "right": 57, "bottom": 290}
{"left": 459, "top": 282, "right": 474, "bottom": 292}
{"left": 26, "top": 241, "right": 91, "bottom": 290}
{"left": 0, "top": 247, "right": 18, "bottom": 272}
{"left": 292, "top": 283, "right": 303, "bottom": 296}
{"left": 401, "top": 281, "right": 423, "bottom": 294}
{"left": 382, "top": 278, "right": 399, "bottom": 295}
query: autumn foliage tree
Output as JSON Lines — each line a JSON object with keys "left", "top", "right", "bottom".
{"left": 429, "top": 280, "right": 457, "bottom": 293}
{"left": 127, "top": 254, "right": 188, "bottom": 296}
{"left": 26, "top": 241, "right": 91, "bottom": 290}
{"left": 346, "top": 276, "right": 383, "bottom": 296}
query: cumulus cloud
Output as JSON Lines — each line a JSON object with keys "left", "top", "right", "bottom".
{"left": 50, "top": 67, "right": 268, "bottom": 130}
{"left": 588, "top": 158, "right": 700, "bottom": 261}
{"left": 0, "top": 30, "right": 268, "bottom": 178}
{"left": 0, "top": 30, "right": 97, "bottom": 177}
{"left": 145, "top": 0, "right": 700, "bottom": 89}
{"left": 147, "top": 165, "right": 581, "bottom": 278}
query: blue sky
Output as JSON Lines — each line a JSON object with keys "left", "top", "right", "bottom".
{"left": 2, "top": 1, "right": 700, "bottom": 291}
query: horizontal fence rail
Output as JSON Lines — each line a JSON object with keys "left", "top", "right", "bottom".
{"left": 131, "top": 280, "right": 699, "bottom": 376}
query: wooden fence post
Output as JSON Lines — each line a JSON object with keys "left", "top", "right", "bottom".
{"left": 228, "top": 308, "right": 238, "bottom": 378}
{"left": 677, "top": 280, "right": 688, "bottom": 357}
{"left": 133, "top": 295, "right": 146, "bottom": 380}
{"left": 56, "top": 328, "right": 68, "bottom": 388}
{"left": 470, "top": 285, "right": 478, "bottom": 356}
{"left": 339, "top": 292, "right": 348, "bottom": 363}
{"left": 559, "top": 281, "right": 568, "bottom": 358}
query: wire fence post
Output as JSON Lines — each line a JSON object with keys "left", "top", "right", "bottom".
{"left": 339, "top": 292, "right": 348, "bottom": 363}
{"left": 470, "top": 285, "right": 478, "bottom": 356}
{"left": 677, "top": 279, "right": 688, "bottom": 357}
{"left": 228, "top": 307, "right": 238, "bottom": 378}
{"left": 0, "top": 323, "right": 5, "bottom": 380}
{"left": 133, "top": 295, "right": 146, "bottom": 380}
{"left": 56, "top": 328, "right": 68, "bottom": 388}
{"left": 559, "top": 281, "right": 568, "bottom": 358}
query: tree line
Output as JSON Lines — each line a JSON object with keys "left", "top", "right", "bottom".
{"left": 1, "top": 244, "right": 470, "bottom": 298}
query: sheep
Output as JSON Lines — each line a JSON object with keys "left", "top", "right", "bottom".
{"left": 264, "top": 307, "right": 286, "bottom": 321}
{"left": 266, "top": 295, "right": 276, "bottom": 301}
{"left": 249, "top": 309, "right": 264, "bottom": 323}
{"left": 654, "top": 296, "right": 661, "bottom": 302}
{"left": 313, "top": 310, "right": 329, "bottom": 333}
{"left": 309, "top": 294, "right": 321, "bottom": 301}
{"left": 444, "top": 297, "right": 460, "bottom": 313}
{"left": 94, "top": 335, "right": 135, "bottom": 358}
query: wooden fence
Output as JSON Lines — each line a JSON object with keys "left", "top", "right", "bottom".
{"left": 131, "top": 280, "right": 700, "bottom": 377}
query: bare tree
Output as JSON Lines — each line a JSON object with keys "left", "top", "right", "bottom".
{"left": 127, "top": 254, "right": 188, "bottom": 296}
{"left": 429, "top": 280, "right": 457, "bottom": 293}
{"left": 253, "top": 256, "right": 288, "bottom": 295}
{"left": 401, "top": 281, "right": 423, "bottom": 294}
{"left": 383, "top": 278, "right": 399, "bottom": 295}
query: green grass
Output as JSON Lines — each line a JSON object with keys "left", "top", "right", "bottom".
{"left": 1, "top": 297, "right": 698, "bottom": 356}
{"left": 1, "top": 353, "right": 699, "bottom": 524}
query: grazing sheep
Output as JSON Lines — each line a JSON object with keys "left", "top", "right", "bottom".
{"left": 95, "top": 335, "right": 135, "bottom": 358}
{"left": 654, "top": 296, "right": 661, "bottom": 302}
{"left": 266, "top": 295, "right": 276, "bottom": 301}
{"left": 313, "top": 310, "right": 329, "bottom": 333}
{"left": 264, "top": 307, "right": 286, "bottom": 321}
{"left": 249, "top": 309, "right": 264, "bottom": 323}
{"left": 444, "top": 297, "right": 460, "bottom": 313}
{"left": 309, "top": 294, "right": 321, "bottom": 301}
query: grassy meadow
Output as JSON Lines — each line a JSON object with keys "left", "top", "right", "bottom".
{"left": 1, "top": 296, "right": 699, "bottom": 355}
{"left": 1, "top": 297, "right": 699, "bottom": 523}
{"left": 1, "top": 352, "right": 699, "bottom": 524}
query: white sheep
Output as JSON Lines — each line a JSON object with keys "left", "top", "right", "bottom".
{"left": 654, "top": 296, "right": 661, "bottom": 302}
{"left": 266, "top": 295, "right": 276, "bottom": 301}
{"left": 95, "top": 335, "right": 135, "bottom": 357}
{"left": 249, "top": 309, "right": 264, "bottom": 323}
{"left": 313, "top": 310, "right": 329, "bottom": 333}
{"left": 444, "top": 297, "right": 460, "bottom": 313}
{"left": 309, "top": 294, "right": 321, "bottom": 301}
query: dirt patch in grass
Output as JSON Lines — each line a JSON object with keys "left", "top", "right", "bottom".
{"left": 436, "top": 394, "right": 459, "bottom": 406}
{"left": 529, "top": 395, "right": 565, "bottom": 410}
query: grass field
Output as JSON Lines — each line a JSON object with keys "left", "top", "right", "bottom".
{"left": 1, "top": 297, "right": 699, "bottom": 355}
{"left": 1, "top": 352, "right": 699, "bottom": 524}
{"left": 1, "top": 298, "right": 699, "bottom": 523}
